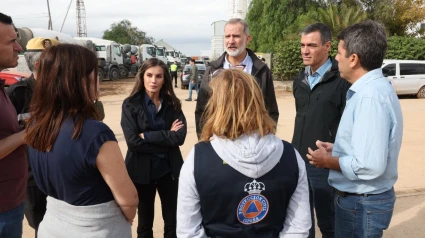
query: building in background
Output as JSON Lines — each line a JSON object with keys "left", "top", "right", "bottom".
{"left": 155, "top": 39, "right": 176, "bottom": 51}
{"left": 211, "top": 20, "right": 226, "bottom": 60}
{"left": 228, "top": 0, "right": 250, "bottom": 19}
{"left": 209, "top": 1, "right": 251, "bottom": 60}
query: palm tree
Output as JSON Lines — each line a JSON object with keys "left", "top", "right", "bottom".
{"left": 316, "top": 4, "right": 368, "bottom": 36}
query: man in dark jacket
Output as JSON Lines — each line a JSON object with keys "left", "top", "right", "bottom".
{"left": 195, "top": 18, "right": 279, "bottom": 138}
{"left": 292, "top": 23, "right": 351, "bottom": 238}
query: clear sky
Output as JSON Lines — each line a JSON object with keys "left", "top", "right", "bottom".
{"left": 2, "top": 0, "right": 229, "bottom": 56}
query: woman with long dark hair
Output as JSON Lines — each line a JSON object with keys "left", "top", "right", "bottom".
{"left": 25, "top": 44, "right": 138, "bottom": 237}
{"left": 121, "top": 58, "right": 187, "bottom": 238}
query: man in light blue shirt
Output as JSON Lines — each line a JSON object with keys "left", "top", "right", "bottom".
{"left": 307, "top": 21, "right": 403, "bottom": 238}
{"left": 306, "top": 59, "right": 332, "bottom": 89}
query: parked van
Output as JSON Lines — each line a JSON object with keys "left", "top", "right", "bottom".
{"left": 382, "top": 60, "right": 425, "bottom": 98}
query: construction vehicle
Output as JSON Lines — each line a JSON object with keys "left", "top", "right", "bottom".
{"left": 75, "top": 38, "right": 156, "bottom": 81}
{"left": 166, "top": 49, "right": 181, "bottom": 66}
{"left": 75, "top": 37, "right": 132, "bottom": 81}
{"left": 155, "top": 46, "right": 168, "bottom": 64}
{"left": 15, "top": 28, "right": 156, "bottom": 81}
{"left": 13, "top": 27, "right": 87, "bottom": 73}
{"left": 138, "top": 44, "right": 157, "bottom": 63}
{"left": 16, "top": 27, "right": 83, "bottom": 50}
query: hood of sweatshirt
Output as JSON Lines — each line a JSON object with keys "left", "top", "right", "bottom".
{"left": 210, "top": 133, "right": 283, "bottom": 179}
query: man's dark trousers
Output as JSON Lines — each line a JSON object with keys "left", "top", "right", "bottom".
{"left": 171, "top": 72, "right": 178, "bottom": 87}
{"left": 306, "top": 162, "right": 335, "bottom": 238}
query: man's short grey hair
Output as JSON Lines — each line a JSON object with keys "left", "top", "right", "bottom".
{"left": 301, "top": 23, "right": 332, "bottom": 45}
{"left": 24, "top": 51, "right": 42, "bottom": 72}
{"left": 337, "top": 20, "right": 387, "bottom": 71}
{"left": 225, "top": 18, "right": 250, "bottom": 35}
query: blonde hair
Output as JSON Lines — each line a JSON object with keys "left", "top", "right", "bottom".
{"left": 200, "top": 69, "right": 276, "bottom": 141}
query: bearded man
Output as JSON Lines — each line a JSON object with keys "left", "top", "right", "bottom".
{"left": 195, "top": 18, "right": 279, "bottom": 139}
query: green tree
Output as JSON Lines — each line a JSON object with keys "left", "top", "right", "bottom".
{"left": 272, "top": 35, "right": 425, "bottom": 81}
{"left": 283, "top": 2, "right": 366, "bottom": 40}
{"left": 357, "top": 0, "right": 425, "bottom": 36}
{"left": 246, "top": 0, "right": 323, "bottom": 52}
{"left": 102, "top": 19, "right": 154, "bottom": 45}
{"left": 316, "top": 4, "right": 367, "bottom": 36}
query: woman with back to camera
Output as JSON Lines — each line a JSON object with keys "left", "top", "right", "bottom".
{"left": 177, "top": 69, "right": 311, "bottom": 238}
{"left": 121, "top": 58, "right": 187, "bottom": 238}
{"left": 25, "top": 44, "right": 138, "bottom": 237}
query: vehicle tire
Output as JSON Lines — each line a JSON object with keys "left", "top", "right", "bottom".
{"left": 417, "top": 86, "right": 425, "bottom": 99}
{"left": 98, "top": 68, "right": 105, "bottom": 82}
{"left": 120, "top": 68, "right": 129, "bottom": 78}
{"left": 109, "top": 67, "right": 119, "bottom": 81}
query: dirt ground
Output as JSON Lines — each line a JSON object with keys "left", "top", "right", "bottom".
{"left": 22, "top": 77, "right": 425, "bottom": 238}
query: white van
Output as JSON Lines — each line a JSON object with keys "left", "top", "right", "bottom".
{"left": 382, "top": 60, "right": 425, "bottom": 98}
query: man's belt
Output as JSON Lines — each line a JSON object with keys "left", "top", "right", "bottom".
{"left": 334, "top": 188, "right": 376, "bottom": 198}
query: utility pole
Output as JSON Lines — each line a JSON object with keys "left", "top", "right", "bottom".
{"left": 60, "top": 0, "right": 73, "bottom": 32}
{"left": 76, "top": 0, "right": 87, "bottom": 37}
{"left": 46, "top": 0, "right": 53, "bottom": 30}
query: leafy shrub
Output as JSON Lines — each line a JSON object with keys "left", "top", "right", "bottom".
{"left": 272, "top": 37, "right": 425, "bottom": 81}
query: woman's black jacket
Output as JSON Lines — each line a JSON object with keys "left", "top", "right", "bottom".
{"left": 121, "top": 91, "right": 187, "bottom": 184}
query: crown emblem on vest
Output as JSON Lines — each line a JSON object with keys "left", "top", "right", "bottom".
{"left": 244, "top": 179, "right": 265, "bottom": 194}
{"left": 238, "top": 179, "right": 269, "bottom": 225}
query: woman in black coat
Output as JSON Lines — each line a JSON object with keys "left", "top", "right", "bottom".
{"left": 121, "top": 58, "right": 187, "bottom": 238}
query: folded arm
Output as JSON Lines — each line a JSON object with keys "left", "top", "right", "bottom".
{"left": 121, "top": 104, "right": 170, "bottom": 155}
{"left": 143, "top": 111, "right": 187, "bottom": 147}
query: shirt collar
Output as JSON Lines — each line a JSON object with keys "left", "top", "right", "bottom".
{"left": 144, "top": 91, "right": 163, "bottom": 107}
{"left": 349, "top": 68, "right": 384, "bottom": 95}
{"left": 306, "top": 58, "right": 332, "bottom": 76}
{"left": 223, "top": 51, "right": 251, "bottom": 69}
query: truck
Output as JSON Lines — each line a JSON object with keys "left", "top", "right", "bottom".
{"left": 14, "top": 27, "right": 87, "bottom": 73}
{"left": 155, "top": 46, "right": 168, "bottom": 64}
{"left": 138, "top": 44, "right": 157, "bottom": 63}
{"left": 165, "top": 49, "right": 181, "bottom": 66}
{"left": 17, "top": 27, "right": 83, "bottom": 50}
{"left": 74, "top": 37, "right": 136, "bottom": 81}
{"left": 15, "top": 28, "right": 157, "bottom": 81}
{"left": 75, "top": 38, "right": 156, "bottom": 81}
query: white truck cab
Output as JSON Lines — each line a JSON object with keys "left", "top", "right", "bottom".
{"left": 139, "top": 44, "right": 156, "bottom": 62}
{"left": 75, "top": 37, "right": 124, "bottom": 81}
{"left": 155, "top": 46, "right": 168, "bottom": 64}
{"left": 166, "top": 50, "right": 175, "bottom": 65}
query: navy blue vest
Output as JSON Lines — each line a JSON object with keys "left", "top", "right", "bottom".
{"left": 194, "top": 140, "right": 299, "bottom": 238}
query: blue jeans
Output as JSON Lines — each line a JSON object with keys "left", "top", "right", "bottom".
{"left": 188, "top": 81, "right": 199, "bottom": 100}
{"left": 306, "top": 163, "right": 335, "bottom": 238}
{"left": 335, "top": 187, "right": 395, "bottom": 238}
{"left": 0, "top": 203, "right": 24, "bottom": 238}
